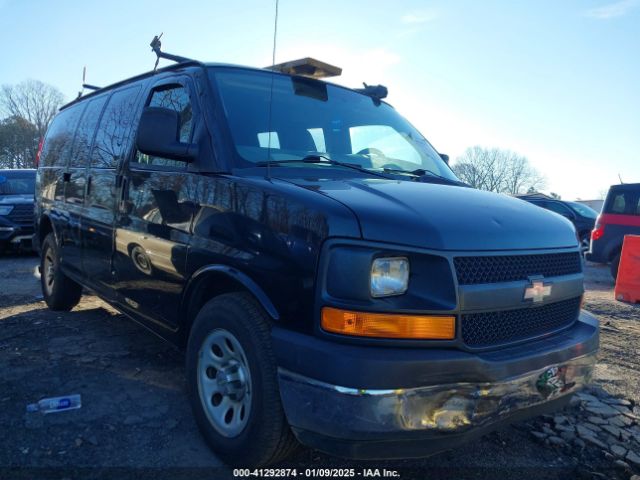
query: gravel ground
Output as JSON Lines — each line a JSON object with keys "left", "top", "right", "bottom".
{"left": 0, "top": 253, "right": 638, "bottom": 480}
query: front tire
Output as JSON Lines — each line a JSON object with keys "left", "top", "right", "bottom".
{"left": 186, "top": 292, "right": 298, "bottom": 467}
{"left": 40, "top": 233, "right": 82, "bottom": 311}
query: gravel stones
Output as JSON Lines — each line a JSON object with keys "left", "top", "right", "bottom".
{"left": 526, "top": 387, "right": 640, "bottom": 476}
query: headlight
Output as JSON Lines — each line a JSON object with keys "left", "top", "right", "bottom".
{"left": 0, "top": 205, "right": 13, "bottom": 216}
{"left": 370, "top": 257, "right": 409, "bottom": 297}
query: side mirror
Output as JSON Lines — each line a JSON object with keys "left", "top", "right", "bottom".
{"left": 136, "top": 107, "right": 198, "bottom": 162}
{"left": 439, "top": 153, "right": 450, "bottom": 164}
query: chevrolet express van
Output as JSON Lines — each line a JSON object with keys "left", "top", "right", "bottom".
{"left": 34, "top": 58, "right": 599, "bottom": 467}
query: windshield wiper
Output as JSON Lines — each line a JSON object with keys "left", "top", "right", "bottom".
{"left": 382, "top": 167, "right": 469, "bottom": 186}
{"left": 256, "top": 155, "right": 391, "bottom": 178}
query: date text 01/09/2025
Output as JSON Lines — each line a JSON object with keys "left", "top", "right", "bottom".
{"left": 233, "top": 468, "right": 401, "bottom": 478}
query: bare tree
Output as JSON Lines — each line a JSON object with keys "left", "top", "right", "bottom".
{"left": 0, "top": 80, "right": 64, "bottom": 139}
{"left": 453, "top": 146, "right": 546, "bottom": 194}
{"left": 0, "top": 116, "right": 38, "bottom": 168}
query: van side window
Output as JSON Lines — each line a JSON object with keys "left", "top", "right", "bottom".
{"left": 70, "top": 96, "right": 108, "bottom": 168}
{"left": 134, "top": 85, "right": 193, "bottom": 169}
{"left": 91, "top": 85, "right": 142, "bottom": 169}
{"left": 40, "top": 105, "right": 85, "bottom": 168}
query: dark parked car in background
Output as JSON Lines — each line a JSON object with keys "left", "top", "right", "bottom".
{"left": 517, "top": 193, "right": 598, "bottom": 252}
{"left": 587, "top": 183, "right": 640, "bottom": 279}
{"left": 0, "top": 169, "right": 36, "bottom": 253}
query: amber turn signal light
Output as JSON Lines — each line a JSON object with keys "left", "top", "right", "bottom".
{"left": 321, "top": 307, "right": 456, "bottom": 340}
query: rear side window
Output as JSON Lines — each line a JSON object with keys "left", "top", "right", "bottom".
{"left": 91, "top": 85, "right": 142, "bottom": 169}
{"left": 610, "top": 193, "right": 626, "bottom": 213}
{"left": 70, "top": 96, "right": 108, "bottom": 168}
{"left": 605, "top": 190, "right": 640, "bottom": 216}
{"left": 134, "top": 85, "right": 193, "bottom": 169}
{"left": 40, "top": 105, "right": 85, "bottom": 167}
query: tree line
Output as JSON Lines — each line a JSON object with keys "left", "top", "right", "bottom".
{"left": 452, "top": 146, "right": 546, "bottom": 195}
{"left": 0, "top": 80, "right": 63, "bottom": 169}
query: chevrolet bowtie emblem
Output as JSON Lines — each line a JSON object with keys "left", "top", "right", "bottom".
{"left": 524, "top": 281, "right": 552, "bottom": 303}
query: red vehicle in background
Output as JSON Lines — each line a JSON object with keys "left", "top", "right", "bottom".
{"left": 587, "top": 183, "right": 640, "bottom": 279}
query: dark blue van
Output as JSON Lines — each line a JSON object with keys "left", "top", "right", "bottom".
{"left": 34, "top": 58, "right": 599, "bottom": 466}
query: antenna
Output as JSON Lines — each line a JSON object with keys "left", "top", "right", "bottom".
{"left": 618, "top": 173, "right": 624, "bottom": 184}
{"left": 150, "top": 33, "right": 194, "bottom": 70}
{"left": 266, "top": 0, "right": 279, "bottom": 180}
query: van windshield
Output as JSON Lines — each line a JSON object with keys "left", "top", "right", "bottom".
{"left": 210, "top": 68, "right": 458, "bottom": 180}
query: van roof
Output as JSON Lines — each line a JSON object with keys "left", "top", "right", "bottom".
{"left": 60, "top": 60, "right": 337, "bottom": 111}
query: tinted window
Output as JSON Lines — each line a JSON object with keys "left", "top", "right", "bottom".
{"left": 544, "top": 201, "right": 573, "bottom": 217}
{"left": 607, "top": 192, "right": 627, "bottom": 214}
{"left": 0, "top": 171, "right": 36, "bottom": 195}
{"left": 70, "top": 96, "right": 108, "bottom": 168}
{"left": 40, "top": 105, "right": 85, "bottom": 168}
{"left": 91, "top": 85, "right": 142, "bottom": 169}
{"left": 566, "top": 201, "right": 598, "bottom": 218}
{"left": 134, "top": 85, "right": 193, "bottom": 169}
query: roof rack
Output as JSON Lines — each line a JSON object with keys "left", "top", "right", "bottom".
{"left": 150, "top": 33, "right": 195, "bottom": 70}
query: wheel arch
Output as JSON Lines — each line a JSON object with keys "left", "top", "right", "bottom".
{"left": 180, "top": 265, "right": 280, "bottom": 343}
{"left": 37, "top": 214, "right": 56, "bottom": 251}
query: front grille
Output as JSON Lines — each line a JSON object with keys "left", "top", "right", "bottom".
{"left": 7, "top": 204, "right": 33, "bottom": 226}
{"left": 454, "top": 252, "right": 582, "bottom": 285}
{"left": 461, "top": 297, "right": 581, "bottom": 348}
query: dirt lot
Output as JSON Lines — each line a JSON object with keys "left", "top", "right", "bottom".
{"left": 0, "top": 253, "right": 639, "bottom": 480}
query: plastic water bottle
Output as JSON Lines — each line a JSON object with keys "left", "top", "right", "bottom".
{"left": 26, "top": 394, "right": 82, "bottom": 414}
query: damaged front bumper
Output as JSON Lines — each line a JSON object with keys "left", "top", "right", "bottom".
{"left": 275, "top": 311, "right": 599, "bottom": 459}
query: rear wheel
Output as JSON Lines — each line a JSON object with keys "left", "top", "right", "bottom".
{"left": 40, "top": 233, "right": 82, "bottom": 311}
{"left": 610, "top": 252, "right": 621, "bottom": 281}
{"left": 186, "top": 292, "right": 298, "bottom": 467}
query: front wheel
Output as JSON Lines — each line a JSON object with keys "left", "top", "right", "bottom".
{"left": 186, "top": 292, "right": 298, "bottom": 467}
{"left": 40, "top": 233, "right": 82, "bottom": 311}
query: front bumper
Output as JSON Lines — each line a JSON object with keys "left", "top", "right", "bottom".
{"left": 0, "top": 219, "right": 33, "bottom": 247}
{"left": 275, "top": 310, "right": 599, "bottom": 459}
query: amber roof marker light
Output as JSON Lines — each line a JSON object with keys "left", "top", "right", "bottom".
{"left": 266, "top": 57, "right": 342, "bottom": 79}
{"left": 321, "top": 307, "right": 456, "bottom": 340}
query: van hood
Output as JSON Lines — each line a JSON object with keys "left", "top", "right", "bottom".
{"left": 286, "top": 177, "right": 578, "bottom": 251}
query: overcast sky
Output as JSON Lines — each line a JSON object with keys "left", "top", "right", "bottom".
{"left": 0, "top": 0, "right": 638, "bottom": 200}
